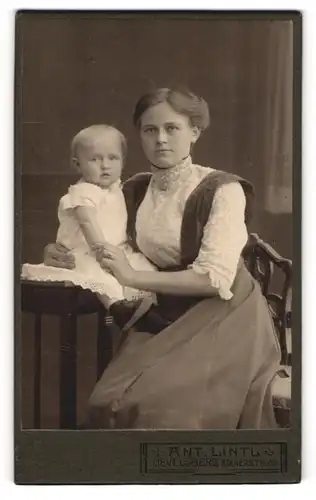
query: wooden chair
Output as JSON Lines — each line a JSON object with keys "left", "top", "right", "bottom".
{"left": 243, "top": 233, "right": 292, "bottom": 428}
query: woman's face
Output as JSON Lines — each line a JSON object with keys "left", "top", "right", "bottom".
{"left": 139, "top": 101, "right": 200, "bottom": 168}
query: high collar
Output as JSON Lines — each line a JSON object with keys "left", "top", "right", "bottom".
{"left": 150, "top": 155, "right": 193, "bottom": 191}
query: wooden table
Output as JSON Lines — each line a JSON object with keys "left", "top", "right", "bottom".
{"left": 21, "top": 279, "right": 113, "bottom": 429}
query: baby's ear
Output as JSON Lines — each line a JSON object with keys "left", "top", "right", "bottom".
{"left": 71, "top": 157, "right": 81, "bottom": 172}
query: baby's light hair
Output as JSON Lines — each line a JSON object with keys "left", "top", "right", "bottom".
{"left": 71, "top": 124, "right": 127, "bottom": 162}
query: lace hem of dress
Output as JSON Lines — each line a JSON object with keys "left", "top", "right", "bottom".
{"left": 21, "top": 263, "right": 151, "bottom": 302}
{"left": 21, "top": 263, "right": 119, "bottom": 295}
{"left": 190, "top": 262, "right": 233, "bottom": 300}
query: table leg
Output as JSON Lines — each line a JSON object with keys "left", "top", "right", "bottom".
{"left": 59, "top": 313, "right": 77, "bottom": 429}
{"left": 33, "top": 314, "right": 42, "bottom": 429}
{"left": 97, "top": 312, "right": 113, "bottom": 380}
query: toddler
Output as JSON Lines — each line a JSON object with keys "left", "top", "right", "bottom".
{"left": 22, "top": 124, "right": 158, "bottom": 331}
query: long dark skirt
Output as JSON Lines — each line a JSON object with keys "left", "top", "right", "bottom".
{"left": 85, "top": 263, "right": 281, "bottom": 429}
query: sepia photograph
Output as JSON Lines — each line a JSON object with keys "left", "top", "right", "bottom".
{"left": 15, "top": 10, "right": 300, "bottom": 484}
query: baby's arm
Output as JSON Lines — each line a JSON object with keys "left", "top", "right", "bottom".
{"left": 74, "top": 206, "right": 106, "bottom": 251}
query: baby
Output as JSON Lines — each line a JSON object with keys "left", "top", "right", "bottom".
{"left": 22, "top": 124, "right": 158, "bottom": 331}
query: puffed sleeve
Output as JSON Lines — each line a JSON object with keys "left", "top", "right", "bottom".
{"left": 59, "top": 182, "right": 103, "bottom": 211}
{"left": 190, "top": 182, "right": 248, "bottom": 300}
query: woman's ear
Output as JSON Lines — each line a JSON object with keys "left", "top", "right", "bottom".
{"left": 191, "top": 126, "right": 201, "bottom": 144}
{"left": 71, "top": 157, "right": 81, "bottom": 173}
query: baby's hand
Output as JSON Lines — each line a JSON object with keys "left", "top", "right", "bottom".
{"left": 99, "top": 258, "right": 111, "bottom": 271}
{"left": 91, "top": 242, "right": 106, "bottom": 263}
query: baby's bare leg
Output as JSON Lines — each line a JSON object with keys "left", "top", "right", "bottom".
{"left": 96, "top": 293, "right": 118, "bottom": 310}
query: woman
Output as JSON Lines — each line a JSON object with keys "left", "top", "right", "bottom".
{"left": 44, "top": 87, "right": 281, "bottom": 429}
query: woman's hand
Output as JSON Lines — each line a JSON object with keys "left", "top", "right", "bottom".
{"left": 97, "top": 243, "right": 135, "bottom": 286}
{"left": 96, "top": 244, "right": 218, "bottom": 297}
{"left": 43, "top": 243, "right": 75, "bottom": 269}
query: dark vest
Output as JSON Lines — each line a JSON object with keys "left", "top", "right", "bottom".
{"left": 122, "top": 169, "right": 254, "bottom": 269}
{"left": 122, "top": 169, "right": 254, "bottom": 320}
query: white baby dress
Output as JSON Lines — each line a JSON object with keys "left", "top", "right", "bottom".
{"left": 21, "top": 180, "right": 157, "bottom": 302}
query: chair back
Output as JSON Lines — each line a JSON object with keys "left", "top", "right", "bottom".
{"left": 243, "top": 233, "right": 292, "bottom": 365}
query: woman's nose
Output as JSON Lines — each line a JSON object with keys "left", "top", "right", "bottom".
{"left": 156, "top": 128, "right": 168, "bottom": 144}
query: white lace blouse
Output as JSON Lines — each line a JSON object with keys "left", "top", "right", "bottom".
{"left": 135, "top": 156, "right": 248, "bottom": 300}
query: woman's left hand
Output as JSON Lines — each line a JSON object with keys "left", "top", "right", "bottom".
{"left": 97, "top": 243, "right": 134, "bottom": 286}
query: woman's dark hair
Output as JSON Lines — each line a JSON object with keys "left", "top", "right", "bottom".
{"left": 133, "top": 87, "right": 210, "bottom": 132}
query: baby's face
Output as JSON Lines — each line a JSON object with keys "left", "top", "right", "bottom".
{"left": 75, "top": 130, "right": 124, "bottom": 188}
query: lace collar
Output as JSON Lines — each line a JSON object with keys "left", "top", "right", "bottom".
{"left": 150, "top": 156, "right": 193, "bottom": 191}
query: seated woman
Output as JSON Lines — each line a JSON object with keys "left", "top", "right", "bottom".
{"left": 44, "top": 87, "right": 281, "bottom": 429}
